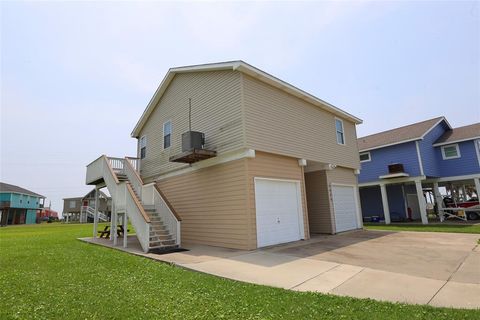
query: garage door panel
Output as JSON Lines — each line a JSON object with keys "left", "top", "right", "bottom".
{"left": 332, "top": 185, "right": 358, "bottom": 233}
{"left": 255, "top": 179, "right": 303, "bottom": 247}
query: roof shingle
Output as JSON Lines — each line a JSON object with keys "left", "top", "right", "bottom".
{"left": 433, "top": 123, "right": 480, "bottom": 145}
{"left": 357, "top": 117, "right": 446, "bottom": 152}
{"left": 0, "top": 182, "right": 45, "bottom": 198}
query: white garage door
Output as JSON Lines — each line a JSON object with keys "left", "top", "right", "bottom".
{"left": 255, "top": 178, "right": 304, "bottom": 247}
{"left": 332, "top": 185, "right": 358, "bottom": 233}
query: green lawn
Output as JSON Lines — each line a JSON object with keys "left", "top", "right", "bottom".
{"left": 364, "top": 223, "right": 480, "bottom": 234}
{"left": 1, "top": 224, "right": 478, "bottom": 319}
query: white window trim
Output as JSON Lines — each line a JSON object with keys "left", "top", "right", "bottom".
{"left": 359, "top": 151, "right": 371, "bottom": 163}
{"left": 335, "top": 117, "right": 346, "bottom": 145}
{"left": 139, "top": 135, "right": 147, "bottom": 159}
{"left": 163, "top": 120, "right": 172, "bottom": 150}
{"left": 441, "top": 144, "right": 461, "bottom": 160}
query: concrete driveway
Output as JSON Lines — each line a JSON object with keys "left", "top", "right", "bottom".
{"left": 82, "top": 230, "right": 480, "bottom": 309}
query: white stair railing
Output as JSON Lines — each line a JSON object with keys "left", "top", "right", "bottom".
{"left": 86, "top": 155, "right": 151, "bottom": 252}
{"left": 125, "top": 156, "right": 181, "bottom": 246}
{"left": 80, "top": 206, "right": 108, "bottom": 222}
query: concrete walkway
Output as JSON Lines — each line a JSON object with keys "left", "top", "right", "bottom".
{"left": 80, "top": 230, "right": 480, "bottom": 309}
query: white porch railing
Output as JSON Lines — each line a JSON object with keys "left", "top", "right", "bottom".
{"left": 125, "top": 157, "right": 142, "bottom": 199}
{"left": 80, "top": 206, "right": 109, "bottom": 222}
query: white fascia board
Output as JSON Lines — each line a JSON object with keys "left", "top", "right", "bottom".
{"left": 155, "top": 148, "right": 255, "bottom": 181}
{"left": 358, "top": 138, "right": 422, "bottom": 153}
{"left": 379, "top": 172, "right": 410, "bottom": 179}
{"left": 359, "top": 175, "right": 426, "bottom": 187}
{"left": 432, "top": 137, "right": 480, "bottom": 147}
{"left": 420, "top": 117, "right": 451, "bottom": 139}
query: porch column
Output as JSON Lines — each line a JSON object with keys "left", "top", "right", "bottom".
{"left": 474, "top": 178, "right": 480, "bottom": 199}
{"left": 380, "top": 183, "right": 391, "bottom": 224}
{"left": 110, "top": 202, "right": 115, "bottom": 241}
{"left": 93, "top": 187, "right": 99, "bottom": 238}
{"left": 113, "top": 212, "right": 118, "bottom": 246}
{"left": 123, "top": 213, "right": 128, "bottom": 248}
{"left": 415, "top": 180, "right": 428, "bottom": 224}
{"left": 433, "top": 182, "right": 444, "bottom": 222}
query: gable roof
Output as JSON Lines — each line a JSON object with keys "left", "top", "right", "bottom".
{"left": 433, "top": 123, "right": 480, "bottom": 146}
{"left": 131, "top": 60, "right": 362, "bottom": 138}
{"left": 0, "top": 182, "right": 45, "bottom": 198}
{"left": 357, "top": 117, "right": 450, "bottom": 152}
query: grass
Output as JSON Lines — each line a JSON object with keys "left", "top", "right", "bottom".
{"left": 364, "top": 223, "right": 480, "bottom": 234}
{"left": 1, "top": 224, "right": 478, "bottom": 319}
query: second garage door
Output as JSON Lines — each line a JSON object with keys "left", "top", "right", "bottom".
{"left": 255, "top": 178, "right": 304, "bottom": 247}
{"left": 332, "top": 185, "right": 359, "bottom": 233}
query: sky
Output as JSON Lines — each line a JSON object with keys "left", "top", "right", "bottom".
{"left": 1, "top": 1, "right": 479, "bottom": 215}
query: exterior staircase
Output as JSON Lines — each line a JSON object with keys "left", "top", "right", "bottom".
{"left": 86, "top": 155, "right": 181, "bottom": 253}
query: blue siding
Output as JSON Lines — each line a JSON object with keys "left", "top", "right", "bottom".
{"left": 0, "top": 193, "right": 11, "bottom": 202}
{"left": 386, "top": 184, "right": 406, "bottom": 220}
{"left": 436, "top": 140, "right": 480, "bottom": 177}
{"left": 359, "top": 186, "right": 384, "bottom": 218}
{"left": 26, "top": 209, "right": 37, "bottom": 224}
{"left": 359, "top": 141, "right": 422, "bottom": 183}
{"left": 419, "top": 121, "right": 449, "bottom": 177}
{"left": 9, "top": 193, "right": 40, "bottom": 209}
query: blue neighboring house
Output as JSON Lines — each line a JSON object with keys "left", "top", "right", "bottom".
{"left": 357, "top": 117, "right": 480, "bottom": 224}
{"left": 0, "top": 182, "right": 45, "bottom": 226}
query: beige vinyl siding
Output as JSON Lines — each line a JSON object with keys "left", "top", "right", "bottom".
{"left": 305, "top": 170, "right": 334, "bottom": 234}
{"left": 138, "top": 70, "right": 245, "bottom": 182}
{"left": 62, "top": 198, "right": 82, "bottom": 214}
{"left": 246, "top": 152, "right": 309, "bottom": 246}
{"left": 327, "top": 167, "right": 358, "bottom": 185}
{"left": 156, "top": 158, "right": 251, "bottom": 250}
{"left": 242, "top": 74, "right": 360, "bottom": 170}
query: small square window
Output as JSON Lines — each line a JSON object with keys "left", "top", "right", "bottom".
{"left": 360, "top": 152, "right": 371, "bottom": 162}
{"left": 163, "top": 121, "right": 172, "bottom": 149}
{"left": 441, "top": 144, "right": 460, "bottom": 160}
{"left": 335, "top": 118, "right": 345, "bottom": 145}
{"left": 69, "top": 200, "right": 76, "bottom": 209}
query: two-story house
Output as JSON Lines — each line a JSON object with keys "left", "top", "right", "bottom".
{"left": 357, "top": 117, "right": 480, "bottom": 223}
{"left": 86, "top": 61, "right": 363, "bottom": 253}
{"left": 62, "top": 188, "right": 111, "bottom": 223}
{"left": 0, "top": 182, "right": 45, "bottom": 226}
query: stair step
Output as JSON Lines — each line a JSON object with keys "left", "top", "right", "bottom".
{"left": 148, "top": 244, "right": 180, "bottom": 253}
{"left": 150, "top": 234, "right": 173, "bottom": 241}
{"left": 149, "top": 239, "right": 176, "bottom": 247}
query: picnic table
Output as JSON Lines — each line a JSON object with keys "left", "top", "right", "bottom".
{"left": 98, "top": 225, "right": 129, "bottom": 238}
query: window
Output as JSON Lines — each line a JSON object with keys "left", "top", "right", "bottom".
{"left": 69, "top": 200, "right": 76, "bottom": 209}
{"left": 360, "top": 152, "right": 371, "bottom": 162}
{"left": 441, "top": 144, "right": 460, "bottom": 160}
{"left": 335, "top": 118, "right": 345, "bottom": 145}
{"left": 163, "top": 121, "right": 172, "bottom": 149}
{"left": 139, "top": 136, "right": 147, "bottom": 159}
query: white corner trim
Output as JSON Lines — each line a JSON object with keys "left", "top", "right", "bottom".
{"left": 420, "top": 117, "right": 450, "bottom": 139}
{"left": 415, "top": 141, "right": 424, "bottom": 176}
{"left": 440, "top": 144, "right": 461, "bottom": 160}
{"left": 475, "top": 139, "right": 480, "bottom": 168}
{"left": 155, "top": 148, "right": 256, "bottom": 181}
{"left": 298, "top": 159, "right": 307, "bottom": 167}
